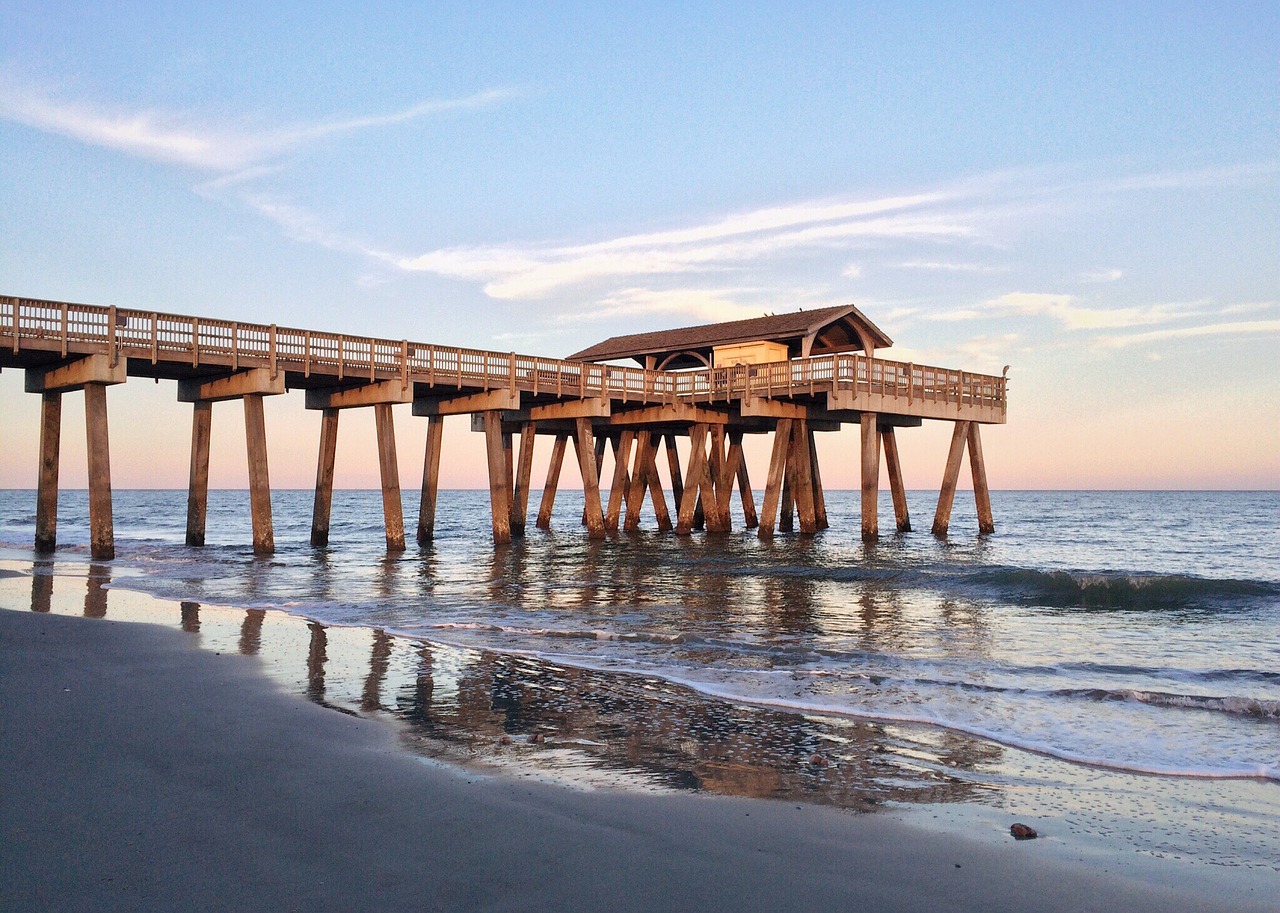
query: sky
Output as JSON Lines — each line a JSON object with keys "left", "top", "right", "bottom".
{"left": 1, "top": 2, "right": 1277, "bottom": 493}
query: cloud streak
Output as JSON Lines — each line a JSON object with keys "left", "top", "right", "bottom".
{"left": 396, "top": 192, "right": 976, "bottom": 299}
{"left": 0, "top": 82, "right": 515, "bottom": 172}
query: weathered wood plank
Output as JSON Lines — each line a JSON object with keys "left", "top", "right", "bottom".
{"left": 757, "top": 418, "right": 792, "bottom": 539}
{"left": 882, "top": 426, "right": 911, "bottom": 532}
{"left": 931, "top": 420, "right": 970, "bottom": 537}
{"left": 808, "top": 427, "right": 829, "bottom": 531}
{"left": 512, "top": 421, "right": 537, "bottom": 536}
{"left": 309, "top": 407, "right": 339, "bottom": 547}
{"left": 417, "top": 415, "right": 444, "bottom": 544}
{"left": 574, "top": 418, "right": 606, "bottom": 539}
{"left": 186, "top": 400, "right": 213, "bottom": 547}
{"left": 84, "top": 383, "right": 114, "bottom": 560}
{"left": 606, "top": 430, "right": 635, "bottom": 532}
{"left": 967, "top": 421, "right": 995, "bottom": 535}
{"left": 483, "top": 411, "right": 512, "bottom": 545}
{"left": 243, "top": 393, "right": 274, "bottom": 556}
{"left": 35, "top": 391, "right": 61, "bottom": 553}
{"left": 374, "top": 402, "right": 405, "bottom": 551}
{"left": 791, "top": 419, "right": 817, "bottom": 535}
{"left": 537, "top": 433, "right": 568, "bottom": 529}
{"left": 860, "top": 413, "right": 880, "bottom": 542}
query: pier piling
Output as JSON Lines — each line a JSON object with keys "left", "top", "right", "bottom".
{"left": 185, "top": 400, "right": 213, "bottom": 547}
{"left": 35, "top": 391, "right": 61, "bottom": 553}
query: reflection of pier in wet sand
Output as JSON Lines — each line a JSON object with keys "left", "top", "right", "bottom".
{"left": 13, "top": 560, "right": 1000, "bottom": 810}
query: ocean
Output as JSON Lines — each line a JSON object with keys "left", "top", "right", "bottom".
{"left": 2, "top": 488, "right": 1277, "bottom": 877}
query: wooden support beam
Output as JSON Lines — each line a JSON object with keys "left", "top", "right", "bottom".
{"left": 83, "top": 383, "right": 114, "bottom": 560}
{"left": 968, "top": 421, "right": 995, "bottom": 535}
{"left": 732, "top": 431, "right": 759, "bottom": 529}
{"left": 26, "top": 353, "right": 126, "bottom": 394}
{"left": 186, "top": 400, "right": 213, "bottom": 547}
{"left": 502, "top": 427, "right": 515, "bottom": 531}
{"left": 529, "top": 398, "right": 609, "bottom": 421}
{"left": 641, "top": 433, "right": 673, "bottom": 532}
{"left": 417, "top": 415, "right": 444, "bottom": 544}
{"left": 791, "top": 420, "right": 817, "bottom": 535}
{"left": 664, "top": 433, "right": 685, "bottom": 516}
{"left": 413, "top": 388, "right": 520, "bottom": 416}
{"left": 179, "top": 367, "right": 284, "bottom": 403}
{"left": 582, "top": 433, "right": 608, "bottom": 527}
{"left": 882, "top": 426, "right": 911, "bottom": 532}
{"left": 374, "top": 402, "right": 405, "bottom": 551}
{"left": 35, "top": 391, "right": 61, "bottom": 553}
{"left": 512, "top": 422, "right": 537, "bottom": 536}
{"left": 739, "top": 396, "right": 810, "bottom": 420}
{"left": 537, "top": 433, "right": 568, "bottom": 530}
{"left": 932, "top": 420, "right": 970, "bottom": 537}
{"left": 574, "top": 418, "right": 606, "bottom": 539}
{"left": 605, "top": 431, "right": 636, "bottom": 532}
{"left": 706, "top": 424, "right": 731, "bottom": 532}
{"left": 310, "top": 407, "right": 339, "bottom": 547}
{"left": 757, "top": 419, "right": 792, "bottom": 539}
{"left": 860, "top": 413, "right": 880, "bottom": 542}
{"left": 808, "top": 428, "right": 829, "bottom": 531}
{"left": 675, "top": 424, "right": 709, "bottom": 535}
{"left": 718, "top": 431, "right": 742, "bottom": 521}
{"left": 483, "top": 411, "right": 512, "bottom": 546}
{"left": 305, "top": 379, "right": 412, "bottom": 410}
{"left": 623, "top": 431, "right": 658, "bottom": 531}
{"left": 243, "top": 394, "right": 274, "bottom": 556}
{"left": 779, "top": 429, "right": 795, "bottom": 534}
{"left": 610, "top": 403, "right": 728, "bottom": 425}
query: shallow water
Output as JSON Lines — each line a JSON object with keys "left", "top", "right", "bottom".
{"left": 1, "top": 488, "right": 1278, "bottom": 873}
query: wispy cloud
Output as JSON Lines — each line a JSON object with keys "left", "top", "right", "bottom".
{"left": 1095, "top": 319, "right": 1280, "bottom": 348}
{"left": 0, "top": 81, "right": 516, "bottom": 172}
{"left": 396, "top": 192, "right": 975, "bottom": 299}
{"left": 939, "top": 292, "right": 1209, "bottom": 331}
{"left": 897, "top": 260, "right": 1006, "bottom": 273}
{"left": 1080, "top": 268, "right": 1124, "bottom": 283}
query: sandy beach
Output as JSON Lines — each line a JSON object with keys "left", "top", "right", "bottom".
{"left": 2, "top": 593, "right": 1272, "bottom": 913}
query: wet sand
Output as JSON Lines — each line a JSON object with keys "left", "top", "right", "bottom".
{"left": 4, "top": 604, "right": 1275, "bottom": 913}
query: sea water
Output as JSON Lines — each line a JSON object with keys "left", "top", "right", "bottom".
{"left": 2, "top": 489, "right": 1277, "bottom": 874}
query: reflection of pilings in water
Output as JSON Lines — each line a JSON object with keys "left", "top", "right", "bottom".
{"left": 84, "top": 564, "right": 110, "bottom": 618}
{"left": 180, "top": 600, "right": 201, "bottom": 633}
{"left": 762, "top": 571, "right": 820, "bottom": 635}
{"left": 30, "top": 568, "right": 53, "bottom": 613}
{"left": 361, "top": 629, "right": 394, "bottom": 713}
{"left": 239, "top": 609, "right": 265, "bottom": 655}
{"left": 412, "top": 651, "right": 994, "bottom": 808}
{"left": 306, "top": 622, "right": 328, "bottom": 704}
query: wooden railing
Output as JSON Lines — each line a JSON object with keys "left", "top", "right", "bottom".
{"left": 2, "top": 296, "right": 1006, "bottom": 416}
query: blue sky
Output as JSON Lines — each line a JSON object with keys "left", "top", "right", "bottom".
{"left": 1, "top": 3, "right": 1277, "bottom": 490}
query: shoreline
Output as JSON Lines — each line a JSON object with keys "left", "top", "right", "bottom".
{"left": 2, "top": 559, "right": 1276, "bottom": 910}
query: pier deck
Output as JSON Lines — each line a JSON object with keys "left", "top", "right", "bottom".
{"left": 2, "top": 295, "right": 1006, "bottom": 555}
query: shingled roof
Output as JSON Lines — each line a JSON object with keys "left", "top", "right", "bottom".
{"left": 567, "top": 304, "right": 892, "bottom": 369}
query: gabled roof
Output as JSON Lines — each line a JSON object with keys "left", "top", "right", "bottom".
{"left": 567, "top": 304, "right": 892, "bottom": 368}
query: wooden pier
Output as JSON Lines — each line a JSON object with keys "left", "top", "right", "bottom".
{"left": 2, "top": 296, "right": 1006, "bottom": 557}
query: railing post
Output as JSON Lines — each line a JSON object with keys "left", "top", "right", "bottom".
{"left": 9, "top": 296, "right": 18, "bottom": 352}
{"left": 509, "top": 351, "right": 516, "bottom": 391}
{"left": 107, "top": 306, "right": 118, "bottom": 367}
{"left": 270, "top": 324, "right": 278, "bottom": 379}
{"left": 60, "top": 303, "right": 69, "bottom": 357}
{"left": 369, "top": 337, "right": 376, "bottom": 381}
{"left": 191, "top": 317, "right": 199, "bottom": 367}
{"left": 150, "top": 312, "right": 158, "bottom": 364}
{"left": 231, "top": 322, "right": 239, "bottom": 370}
{"left": 401, "top": 340, "right": 409, "bottom": 390}
{"left": 304, "top": 330, "right": 312, "bottom": 377}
